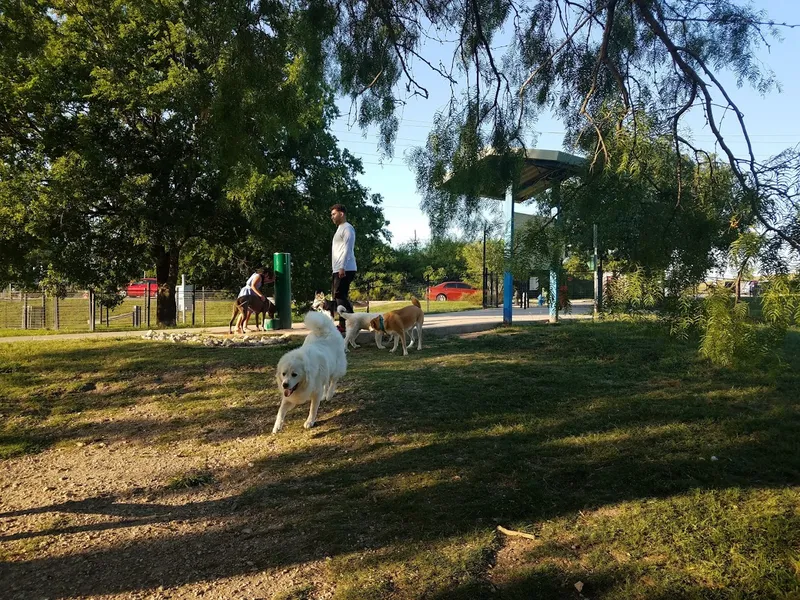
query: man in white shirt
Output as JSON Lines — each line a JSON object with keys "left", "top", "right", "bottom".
{"left": 330, "top": 203, "right": 357, "bottom": 333}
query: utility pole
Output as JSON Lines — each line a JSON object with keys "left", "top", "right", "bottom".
{"left": 482, "top": 224, "right": 487, "bottom": 308}
{"left": 593, "top": 223, "right": 602, "bottom": 316}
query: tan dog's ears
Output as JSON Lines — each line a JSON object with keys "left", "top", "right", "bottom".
{"left": 368, "top": 317, "right": 379, "bottom": 330}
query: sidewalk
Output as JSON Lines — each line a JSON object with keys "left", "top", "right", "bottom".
{"left": 0, "top": 300, "right": 594, "bottom": 344}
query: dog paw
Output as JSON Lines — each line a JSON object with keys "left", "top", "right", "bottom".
{"left": 272, "top": 425, "right": 282, "bottom": 434}
{"left": 303, "top": 420, "right": 315, "bottom": 429}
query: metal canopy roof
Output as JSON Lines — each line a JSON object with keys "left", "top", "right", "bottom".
{"left": 440, "top": 148, "right": 586, "bottom": 202}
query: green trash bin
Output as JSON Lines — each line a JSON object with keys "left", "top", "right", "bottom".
{"left": 273, "top": 252, "right": 292, "bottom": 330}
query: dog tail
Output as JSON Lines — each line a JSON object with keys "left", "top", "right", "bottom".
{"left": 411, "top": 298, "right": 421, "bottom": 308}
{"left": 337, "top": 304, "right": 354, "bottom": 316}
{"left": 304, "top": 310, "right": 338, "bottom": 336}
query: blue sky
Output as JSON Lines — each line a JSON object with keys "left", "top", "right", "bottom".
{"left": 332, "top": 1, "right": 800, "bottom": 247}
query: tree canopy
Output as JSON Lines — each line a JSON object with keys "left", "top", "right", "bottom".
{"left": 0, "top": 0, "right": 388, "bottom": 323}
{"left": 329, "top": 0, "right": 799, "bottom": 266}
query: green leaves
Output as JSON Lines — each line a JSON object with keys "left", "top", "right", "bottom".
{"left": 698, "top": 285, "right": 754, "bottom": 367}
{"left": 1, "top": 0, "right": 389, "bottom": 320}
{"left": 760, "top": 275, "right": 800, "bottom": 330}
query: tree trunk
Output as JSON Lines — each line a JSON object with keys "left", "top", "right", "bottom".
{"left": 155, "top": 245, "right": 179, "bottom": 326}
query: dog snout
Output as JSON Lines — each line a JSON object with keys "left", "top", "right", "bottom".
{"left": 282, "top": 381, "right": 289, "bottom": 389}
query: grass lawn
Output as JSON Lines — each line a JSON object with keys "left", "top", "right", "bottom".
{"left": 357, "top": 299, "right": 483, "bottom": 314}
{"left": 0, "top": 322, "right": 798, "bottom": 599}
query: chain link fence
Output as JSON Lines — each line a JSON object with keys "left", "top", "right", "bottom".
{"left": 1, "top": 274, "right": 515, "bottom": 333}
{"left": 0, "top": 288, "right": 242, "bottom": 332}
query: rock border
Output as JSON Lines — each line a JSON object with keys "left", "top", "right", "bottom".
{"left": 141, "top": 330, "right": 292, "bottom": 347}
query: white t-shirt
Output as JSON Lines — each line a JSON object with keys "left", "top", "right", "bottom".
{"left": 332, "top": 222, "right": 357, "bottom": 273}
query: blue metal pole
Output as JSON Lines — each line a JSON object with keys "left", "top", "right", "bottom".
{"left": 549, "top": 268, "right": 559, "bottom": 323}
{"left": 549, "top": 181, "right": 562, "bottom": 324}
{"left": 503, "top": 185, "right": 514, "bottom": 325}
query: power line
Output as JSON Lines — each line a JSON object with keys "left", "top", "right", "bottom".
{"left": 359, "top": 161, "right": 413, "bottom": 167}
{"left": 333, "top": 120, "right": 800, "bottom": 139}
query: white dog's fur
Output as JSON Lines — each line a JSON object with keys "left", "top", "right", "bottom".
{"left": 336, "top": 305, "right": 416, "bottom": 351}
{"left": 272, "top": 311, "right": 347, "bottom": 433}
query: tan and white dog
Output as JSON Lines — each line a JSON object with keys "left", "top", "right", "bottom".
{"left": 369, "top": 298, "right": 424, "bottom": 356}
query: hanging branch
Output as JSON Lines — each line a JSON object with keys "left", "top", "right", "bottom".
{"left": 633, "top": 0, "right": 800, "bottom": 254}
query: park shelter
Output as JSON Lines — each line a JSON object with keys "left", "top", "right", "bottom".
{"left": 442, "top": 148, "right": 587, "bottom": 324}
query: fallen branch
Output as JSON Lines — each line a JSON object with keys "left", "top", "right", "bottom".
{"left": 497, "top": 525, "right": 536, "bottom": 540}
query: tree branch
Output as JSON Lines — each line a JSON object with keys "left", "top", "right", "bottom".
{"left": 633, "top": 0, "right": 800, "bottom": 254}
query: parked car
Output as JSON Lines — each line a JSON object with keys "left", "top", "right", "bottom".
{"left": 124, "top": 277, "right": 158, "bottom": 298}
{"left": 427, "top": 281, "right": 479, "bottom": 301}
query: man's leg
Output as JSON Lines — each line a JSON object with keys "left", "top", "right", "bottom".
{"left": 330, "top": 274, "right": 339, "bottom": 322}
{"left": 334, "top": 271, "right": 356, "bottom": 330}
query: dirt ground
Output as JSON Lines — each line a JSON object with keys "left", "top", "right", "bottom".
{"left": 0, "top": 399, "right": 342, "bottom": 600}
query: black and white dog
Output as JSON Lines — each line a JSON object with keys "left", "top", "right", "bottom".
{"left": 311, "top": 291, "right": 337, "bottom": 320}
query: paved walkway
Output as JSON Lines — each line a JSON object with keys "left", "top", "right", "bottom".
{"left": 0, "top": 300, "right": 594, "bottom": 344}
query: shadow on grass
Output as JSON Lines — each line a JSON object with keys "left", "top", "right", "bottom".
{"left": 0, "top": 339, "right": 291, "bottom": 454}
{"left": 0, "top": 322, "right": 798, "bottom": 598}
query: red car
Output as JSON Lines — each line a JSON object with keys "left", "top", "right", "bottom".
{"left": 124, "top": 277, "right": 158, "bottom": 297}
{"left": 427, "top": 281, "right": 479, "bottom": 301}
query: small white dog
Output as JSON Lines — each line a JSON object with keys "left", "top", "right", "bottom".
{"left": 273, "top": 311, "right": 347, "bottom": 433}
{"left": 336, "top": 305, "right": 383, "bottom": 351}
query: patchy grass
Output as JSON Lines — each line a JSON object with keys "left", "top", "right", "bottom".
{"left": 165, "top": 469, "right": 215, "bottom": 490}
{"left": 359, "top": 299, "right": 482, "bottom": 314}
{"left": 0, "top": 322, "right": 798, "bottom": 599}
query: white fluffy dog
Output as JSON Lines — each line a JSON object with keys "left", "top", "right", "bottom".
{"left": 272, "top": 311, "right": 347, "bottom": 433}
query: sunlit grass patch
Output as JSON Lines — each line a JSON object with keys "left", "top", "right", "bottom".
{"left": 1, "top": 321, "right": 798, "bottom": 598}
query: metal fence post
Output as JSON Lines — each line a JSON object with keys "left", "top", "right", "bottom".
{"left": 425, "top": 275, "right": 430, "bottom": 313}
{"left": 22, "top": 292, "right": 28, "bottom": 329}
{"left": 146, "top": 282, "right": 151, "bottom": 328}
{"left": 202, "top": 287, "right": 206, "bottom": 325}
{"left": 54, "top": 295, "right": 60, "bottom": 330}
{"left": 191, "top": 287, "right": 195, "bottom": 326}
{"left": 89, "top": 290, "right": 95, "bottom": 331}
{"left": 180, "top": 275, "right": 186, "bottom": 324}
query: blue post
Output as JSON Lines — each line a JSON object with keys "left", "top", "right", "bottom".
{"left": 549, "top": 268, "right": 559, "bottom": 323}
{"left": 549, "top": 181, "right": 562, "bottom": 324}
{"left": 503, "top": 185, "right": 514, "bottom": 325}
